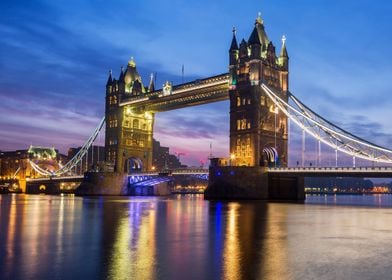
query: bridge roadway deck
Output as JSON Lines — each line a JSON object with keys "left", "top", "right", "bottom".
{"left": 268, "top": 167, "right": 392, "bottom": 178}
{"left": 119, "top": 73, "right": 230, "bottom": 112}
{"left": 27, "top": 169, "right": 209, "bottom": 184}
{"left": 26, "top": 167, "right": 392, "bottom": 184}
{"left": 129, "top": 169, "right": 209, "bottom": 177}
{"left": 26, "top": 175, "right": 84, "bottom": 183}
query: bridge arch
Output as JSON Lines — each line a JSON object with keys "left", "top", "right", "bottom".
{"left": 262, "top": 147, "right": 278, "bottom": 166}
{"left": 125, "top": 157, "right": 143, "bottom": 173}
{"left": 39, "top": 184, "right": 46, "bottom": 193}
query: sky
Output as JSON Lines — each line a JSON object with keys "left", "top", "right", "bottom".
{"left": 1, "top": 0, "right": 392, "bottom": 167}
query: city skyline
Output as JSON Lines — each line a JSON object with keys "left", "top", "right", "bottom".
{"left": 1, "top": 0, "right": 392, "bottom": 166}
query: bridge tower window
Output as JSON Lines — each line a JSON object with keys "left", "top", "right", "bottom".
{"left": 261, "top": 96, "right": 266, "bottom": 106}
{"left": 241, "top": 119, "right": 247, "bottom": 130}
{"left": 133, "top": 119, "right": 139, "bottom": 129}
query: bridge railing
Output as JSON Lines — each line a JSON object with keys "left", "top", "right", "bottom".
{"left": 268, "top": 166, "right": 392, "bottom": 172}
{"left": 26, "top": 175, "right": 85, "bottom": 182}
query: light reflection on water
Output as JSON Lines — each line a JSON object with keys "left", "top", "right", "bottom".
{"left": 1, "top": 194, "right": 392, "bottom": 279}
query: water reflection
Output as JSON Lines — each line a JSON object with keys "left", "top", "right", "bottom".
{"left": 106, "top": 200, "right": 157, "bottom": 280}
{"left": 222, "top": 203, "right": 240, "bottom": 279}
{"left": 259, "top": 204, "right": 289, "bottom": 280}
{"left": 2, "top": 194, "right": 392, "bottom": 280}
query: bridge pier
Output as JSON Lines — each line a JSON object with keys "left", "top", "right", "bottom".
{"left": 76, "top": 172, "right": 129, "bottom": 195}
{"left": 26, "top": 181, "right": 60, "bottom": 194}
{"left": 268, "top": 174, "right": 305, "bottom": 201}
{"left": 205, "top": 167, "right": 269, "bottom": 200}
{"left": 129, "top": 182, "right": 171, "bottom": 196}
{"left": 205, "top": 166, "right": 305, "bottom": 201}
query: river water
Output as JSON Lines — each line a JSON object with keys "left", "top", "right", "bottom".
{"left": 1, "top": 194, "right": 392, "bottom": 280}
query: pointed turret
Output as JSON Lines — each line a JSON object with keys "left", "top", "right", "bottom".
{"left": 120, "top": 57, "right": 145, "bottom": 95}
{"left": 229, "top": 27, "right": 239, "bottom": 51}
{"left": 248, "top": 26, "right": 261, "bottom": 45}
{"left": 148, "top": 73, "right": 155, "bottom": 92}
{"left": 248, "top": 24, "right": 261, "bottom": 59}
{"left": 279, "top": 35, "right": 289, "bottom": 69}
{"left": 124, "top": 57, "right": 142, "bottom": 85}
{"left": 119, "top": 66, "right": 125, "bottom": 82}
{"left": 106, "top": 70, "right": 113, "bottom": 86}
{"left": 254, "top": 12, "right": 270, "bottom": 49}
{"left": 279, "top": 35, "right": 289, "bottom": 58}
{"left": 229, "top": 27, "right": 239, "bottom": 66}
{"left": 239, "top": 39, "right": 248, "bottom": 59}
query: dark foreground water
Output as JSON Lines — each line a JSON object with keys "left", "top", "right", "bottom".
{"left": 1, "top": 194, "right": 392, "bottom": 280}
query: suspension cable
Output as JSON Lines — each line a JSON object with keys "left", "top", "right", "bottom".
{"left": 261, "top": 84, "right": 392, "bottom": 164}
{"left": 54, "top": 117, "right": 105, "bottom": 176}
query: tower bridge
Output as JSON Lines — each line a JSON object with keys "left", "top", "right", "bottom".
{"left": 18, "top": 12, "right": 392, "bottom": 199}
{"left": 105, "top": 13, "right": 289, "bottom": 173}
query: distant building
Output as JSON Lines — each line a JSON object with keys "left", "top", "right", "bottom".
{"left": 305, "top": 177, "right": 374, "bottom": 193}
{"left": 152, "top": 139, "right": 184, "bottom": 170}
{"left": 0, "top": 146, "right": 66, "bottom": 191}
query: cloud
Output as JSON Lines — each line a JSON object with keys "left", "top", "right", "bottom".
{"left": 1, "top": 0, "right": 392, "bottom": 169}
{"left": 154, "top": 101, "right": 229, "bottom": 166}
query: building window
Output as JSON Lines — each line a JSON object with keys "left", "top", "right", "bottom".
{"left": 237, "top": 97, "right": 241, "bottom": 107}
{"left": 109, "top": 119, "right": 118, "bottom": 128}
{"left": 261, "top": 96, "right": 266, "bottom": 106}
{"left": 237, "top": 120, "right": 241, "bottom": 130}
{"left": 133, "top": 119, "right": 139, "bottom": 129}
{"left": 241, "top": 119, "right": 247, "bottom": 130}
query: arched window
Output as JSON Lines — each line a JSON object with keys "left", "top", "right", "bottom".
{"left": 241, "top": 119, "right": 247, "bottom": 130}
{"left": 133, "top": 119, "right": 139, "bottom": 129}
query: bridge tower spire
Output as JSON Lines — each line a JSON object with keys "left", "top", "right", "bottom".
{"left": 229, "top": 14, "right": 289, "bottom": 167}
{"left": 148, "top": 73, "right": 155, "bottom": 92}
{"left": 229, "top": 27, "right": 239, "bottom": 86}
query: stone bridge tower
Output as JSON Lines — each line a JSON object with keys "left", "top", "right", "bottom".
{"left": 105, "top": 58, "right": 155, "bottom": 173}
{"left": 229, "top": 14, "right": 289, "bottom": 167}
